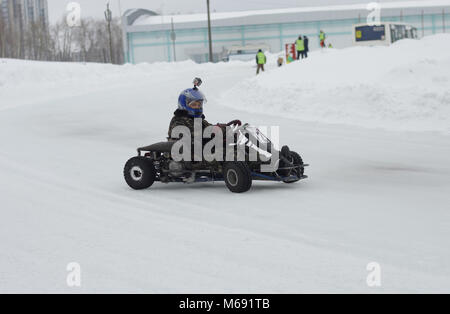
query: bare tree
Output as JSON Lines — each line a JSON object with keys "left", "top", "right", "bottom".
{"left": 1, "top": 14, "right": 124, "bottom": 64}
{"left": 0, "top": 13, "right": 5, "bottom": 58}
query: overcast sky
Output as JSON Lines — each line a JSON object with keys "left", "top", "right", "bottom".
{"left": 48, "top": 0, "right": 401, "bottom": 23}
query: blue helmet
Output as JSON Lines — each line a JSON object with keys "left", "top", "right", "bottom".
{"left": 178, "top": 88, "right": 207, "bottom": 118}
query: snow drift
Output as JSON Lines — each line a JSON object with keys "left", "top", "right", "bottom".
{"left": 2, "top": 35, "right": 449, "bottom": 134}
{"left": 0, "top": 58, "right": 248, "bottom": 112}
{"left": 219, "top": 34, "right": 450, "bottom": 134}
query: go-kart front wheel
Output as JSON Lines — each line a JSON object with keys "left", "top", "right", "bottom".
{"left": 283, "top": 150, "right": 305, "bottom": 184}
{"left": 124, "top": 157, "right": 156, "bottom": 190}
{"left": 223, "top": 162, "right": 252, "bottom": 193}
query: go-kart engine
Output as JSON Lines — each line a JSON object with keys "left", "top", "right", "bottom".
{"left": 168, "top": 161, "right": 185, "bottom": 177}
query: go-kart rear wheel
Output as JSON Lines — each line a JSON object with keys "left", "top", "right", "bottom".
{"left": 223, "top": 162, "right": 252, "bottom": 193}
{"left": 124, "top": 157, "right": 156, "bottom": 190}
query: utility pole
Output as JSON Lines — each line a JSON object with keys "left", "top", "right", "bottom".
{"left": 0, "top": 14, "right": 3, "bottom": 58}
{"left": 118, "top": 0, "right": 123, "bottom": 24}
{"left": 443, "top": 9, "right": 446, "bottom": 33}
{"left": 421, "top": 10, "right": 425, "bottom": 37}
{"left": 206, "top": 0, "right": 213, "bottom": 62}
{"left": 105, "top": 2, "right": 114, "bottom": 64}
{"left": 170, "top": 18, "right": 177, "bottom": 62}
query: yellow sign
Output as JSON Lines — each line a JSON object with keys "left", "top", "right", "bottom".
{"left": 356, "top": 30, "right": 362, "bottom": 39}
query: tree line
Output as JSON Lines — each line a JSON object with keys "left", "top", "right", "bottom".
{"left": 0, "top": 15, "right": 124, "bottom": 64}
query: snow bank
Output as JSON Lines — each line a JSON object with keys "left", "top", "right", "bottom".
{"left": 219, "top": 34, "right": 450, "bottom": 133}
{"left": 0, "top": 58, "right": 199, "bottom": 89}
{"left": 2, "top": 35, "right": 449, "bottom": 133}
{"left": 0, "top": 58, "right": 246, "bottom": 110}
{"left": 0, "top": 58, "right": 249, "bottom": 90}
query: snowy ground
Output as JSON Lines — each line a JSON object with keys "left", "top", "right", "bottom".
{"left": 0, "top": 35, "right": 449, "bottom": 293}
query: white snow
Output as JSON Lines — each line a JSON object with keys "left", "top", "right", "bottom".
{"left": 0, "top": 35, "right": 449, "bottom": 293}
{"left": 220, "top": 35, "right": 450, "bottom": 134}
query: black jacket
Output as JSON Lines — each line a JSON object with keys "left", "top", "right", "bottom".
{"left": 168, "top": 109, "right": 210, "bottom": 139}
{"left": 304, "top": 37, "right": 309, "bottom": 52}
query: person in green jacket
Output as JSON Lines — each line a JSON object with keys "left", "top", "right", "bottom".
{"left": 296, "top": 35, "right": 306, "bottom": 60}
{"left": 319, "top": 30, "right": 326, "bottom": 48}
{"left": 256, "top": 49, "right": 266, "bottom": 75}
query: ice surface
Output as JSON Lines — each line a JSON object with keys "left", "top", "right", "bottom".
{"left": 0, "top": 35, "right": 449, "bottom": 293}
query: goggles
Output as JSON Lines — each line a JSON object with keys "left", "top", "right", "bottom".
{"left": 188, "top": 100, "right": 203, "bottom": 109}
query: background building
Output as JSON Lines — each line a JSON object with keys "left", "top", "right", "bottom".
{"left": 0, "top": 0, "right": 49, "bottom": 58}
{"left": 122, "top": 0, "right": 450, "bottom": 64}
{"left": 28, "top": 0, "right": 49, "bottom": 28}
{"left": 0, "top": 0, "right": 48, "bottom": 32}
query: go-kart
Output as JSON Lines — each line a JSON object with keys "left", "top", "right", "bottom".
{"left": 123, "top": 123, "right": 308, "bottom": 193}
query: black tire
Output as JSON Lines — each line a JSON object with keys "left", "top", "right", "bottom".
{"left": 284, "top": 151, "right": 304, "bottom": 183}
{"left": 124, "top": 157, "right": 156, "bottom": 190}
{"left": 290, "top": 151, "right": 304, "bottom": 176}
{"left": 223, "top": 162, "right": 252, "bottom": 193}
{"left": 281, "top": 145, "right": 291, "bottom": 158}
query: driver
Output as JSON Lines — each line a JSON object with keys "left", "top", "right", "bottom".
{"left": 168, "top": 78, "right": 241, "bottom": 141}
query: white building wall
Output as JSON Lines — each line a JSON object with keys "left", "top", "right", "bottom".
{"left": 124, "top": 4, "right": 450, "bottom": 64}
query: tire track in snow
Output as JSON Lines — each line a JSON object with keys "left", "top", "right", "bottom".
{"left": 0, "top": 152, "right": 366, "bottom": 257}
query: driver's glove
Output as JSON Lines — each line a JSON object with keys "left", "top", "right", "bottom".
{"left": 227, "top": 120, "right": 242, "bottom": 126}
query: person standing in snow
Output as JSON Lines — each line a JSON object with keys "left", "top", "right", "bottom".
{"left": 296, "top": 36, "right": 306, "bottom": 60}
{"left": 256, "top": 49, "right": 266, "bottom": 75}
{"left": 319, "top": 30, "right": 326, "bottom": 48}
{"left": 303, "top": 36, "right": 309, "bottom": 58}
